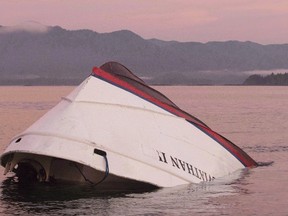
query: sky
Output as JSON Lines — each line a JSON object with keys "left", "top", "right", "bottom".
{"left": 0, "top": 0, "right": 288, "bottom": 44}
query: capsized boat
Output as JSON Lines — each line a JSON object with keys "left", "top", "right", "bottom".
{"left": 1, "top": 62, "right": 257, "bottom": 188}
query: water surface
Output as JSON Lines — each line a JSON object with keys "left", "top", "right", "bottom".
{"left": 0, "top": 86, "right": 287, "bottom": 215}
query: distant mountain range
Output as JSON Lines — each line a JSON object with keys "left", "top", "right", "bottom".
{"left": 1, "top": 22, "right": 288, "bottom": 85}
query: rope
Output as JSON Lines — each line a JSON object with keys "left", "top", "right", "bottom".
{"left": 73, "top": 152, "right": 109, "bottom": 186}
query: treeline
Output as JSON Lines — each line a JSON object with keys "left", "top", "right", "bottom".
{"left": 0, "top": 78, "right": 82, "bottom": 86}
{"left": 243, "top": 73, "right": 288, "bottom": 85}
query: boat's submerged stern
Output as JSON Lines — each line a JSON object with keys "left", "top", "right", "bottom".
{"left": 2, "top": 151, "right": 102, "bottom": 184}
{"left": 2, "top": 151, "right": 158, "bottom": 191}
{"left": 0, "top": 132, "right": 111, "bottom": 185}
{"left": 1, "top": 133, "right": 159, "bottom": 190}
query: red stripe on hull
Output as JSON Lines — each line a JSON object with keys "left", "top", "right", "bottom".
{"left": 196, "top": 124, "right": 257, "bottom": 167}
{"left": 92, "top": 67, "right": 257, "bottom": 168}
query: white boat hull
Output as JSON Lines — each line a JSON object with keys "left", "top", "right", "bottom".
{"left": 1, "top": 62, "right": 257, "bottom": 188}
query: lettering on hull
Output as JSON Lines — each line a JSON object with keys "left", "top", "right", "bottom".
{"left": 156, "top": 150, "right": 215, "bottom": 182}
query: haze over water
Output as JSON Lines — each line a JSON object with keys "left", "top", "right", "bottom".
{"left": 0, "top": 86, "right": 287, "bottom": 215}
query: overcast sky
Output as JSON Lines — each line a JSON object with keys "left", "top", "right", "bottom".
{"left": 1, "top": 0, "right": 288, "bottom": 44}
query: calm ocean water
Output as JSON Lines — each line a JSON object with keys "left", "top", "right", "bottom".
{"left": 0, "top": 86, "right": 287, "bottom": 215}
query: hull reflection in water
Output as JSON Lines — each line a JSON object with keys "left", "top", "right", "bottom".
{"left": 0, "top": 62, "right": 257, "bottom": 188}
